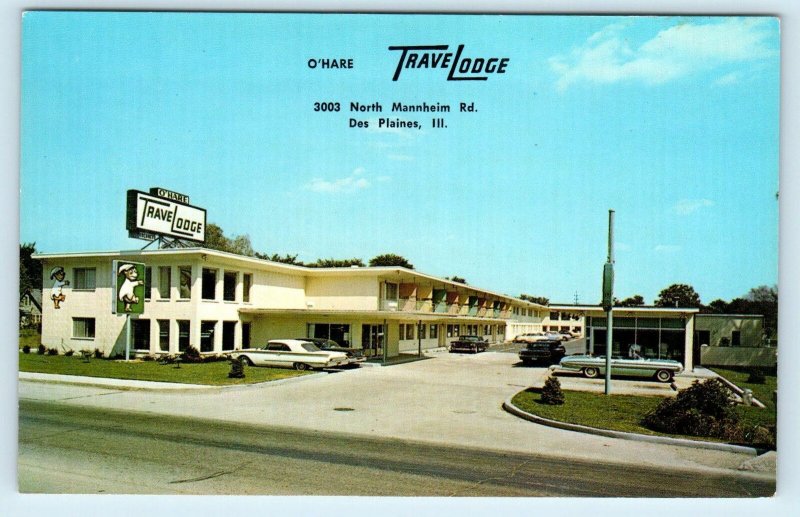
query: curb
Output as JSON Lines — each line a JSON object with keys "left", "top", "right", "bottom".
{"left": 502, "top": 395, "right": 759, "bottom": 456}
{"left": 18, "top": 370, "right": 330, "bottom": 392}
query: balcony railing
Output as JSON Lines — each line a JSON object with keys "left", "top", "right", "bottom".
{"left": 380, "top": 298, "right": 509, "bottom": 319}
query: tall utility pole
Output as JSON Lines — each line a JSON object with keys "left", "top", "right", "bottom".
{"left": 602, "top": 210, "right": 615, "bottom": 395}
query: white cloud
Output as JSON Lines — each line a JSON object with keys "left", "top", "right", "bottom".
{"left": 304, "top": 167, "right": 371, "bottom": 193}
{"left": 388, "top": 154, "right": 414, "bottom": 161}
{"left": 713, "top": 72, "right": 740, "bottom": 86}
{"left": 616, "top": 242, "right": 632, "bottom": 252}
{"left": 550, "top": 18, "right": 775, "bottom": 91}
{"left": 673, "top": 198, "right": 715, "bottom": 215}
{"left": 654, "top": 244, "right": 681, "bottom": 253}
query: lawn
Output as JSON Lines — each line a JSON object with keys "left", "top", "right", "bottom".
{"left": 512, "top": 379, "right": 776, "bottom": 448}
{"left": 711, "top": 367, "right": 777, "bottom": 431}
{"left": 19, "top": 352, "right": 310, "bottom": 386}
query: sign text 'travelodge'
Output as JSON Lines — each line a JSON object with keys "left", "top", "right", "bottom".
{"left": 388, "top": 45, "right": 509, "bottom": 81}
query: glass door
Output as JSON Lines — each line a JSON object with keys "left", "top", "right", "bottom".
{"left": 361, "top": 324, "right": 384, "bottom": 358}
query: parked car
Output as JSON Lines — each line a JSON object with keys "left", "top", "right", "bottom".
{"left": 545, "top": 332, "right": 564, "bottom": 341}
{"left": 232, "top": 339, "right": 349, "bottom": 371}
{"left": 449, "top": 335, "right": 489, "bottom": 353}
{"left": 295, "top": 337, "right": 366, "bottom": 364}
{"left": 513, "top": 332, "right": 549, "bottom": 344}
{"left": 518, "top": 339, "right": 566, "bottom": 365}
{"left": 556, "top": 331, "right": 573, "bottom": 341}
{"left": 555, "top": 355, "right": 683, "bottom": 383}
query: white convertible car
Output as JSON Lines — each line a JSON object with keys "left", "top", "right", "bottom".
{"left": 232, "top": 339, "right": 349, "bottom": 371}
{"left": 555, "top": 354, "right": 684, "bottom": 382}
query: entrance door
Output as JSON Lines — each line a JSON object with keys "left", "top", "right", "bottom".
{"left": 361, "top": 324, "right": 384, "bottom": 358}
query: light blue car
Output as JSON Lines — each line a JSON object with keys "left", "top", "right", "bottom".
{"left": 556, "top": 355, "right": 683, "bottom": 382}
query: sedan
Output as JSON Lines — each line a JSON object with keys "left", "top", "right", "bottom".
{"left": 555, "top": 355, "right": 683, "bottom": 382}
{"left": 232, "top": 339, "right": 349, "bottom": 371}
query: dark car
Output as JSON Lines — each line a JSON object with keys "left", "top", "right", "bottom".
{"left": 519, "top": 339, "right": 566, "bottom": 365}
{"left": 295, "top": 337, "right": 365, "bottom": 362}
{"left": 449, "top": 335, "right": 489, "bottom": 354}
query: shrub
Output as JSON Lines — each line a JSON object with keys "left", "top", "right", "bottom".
{"left": 37, "top": 344, "right": 46, "bottom": 355}
{"left": 93, "top": 348, "right": 104, "bottom": 359}
{"left": 181, "top": 345, "right": 202, "bottom": 363}
{"left": 747, "top": 368, "right": 766, "bottom": 385}
{"left": 141, "top": 354, "right": 155, "bottom": 362}
{"left": 228, "top": 357, "right": 245, "bottom": 379}
{"left": 47, "top": 348, "right": 58, "bottom": 356}
{"left": 643, "top": 379, "right": 742, "bottom": 440}
{"left": 158, "top": 355, "right": 176, "bottom": 365}
{"left": 540, "top": 376, "right": 565, "bottom": 405}
{"left": 64, "top": 350, "right": 74, "bottom": 357}
{"left": 22, "top": 345, "right": 30, "bottom": 354}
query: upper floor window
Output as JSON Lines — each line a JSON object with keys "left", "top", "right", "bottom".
{"left": 73, "top": 268, "right": 96, "bottom": 290}
{"left": 385, "top": 282, "right": 398, "bottom": 300}
{"left": 202, "top": 268, "right": 217, "bottom": 300}
{"left": 159, "top": 266, "right": 171, "bottom": 299}
{"left": 243, "top": 273, "right": 252, "bottom": 303}
{"left": 179, "top": 266, "right": 192, "bottom": 299}
{"left": 223, "top": 271, "right": 237, "bottom": 301}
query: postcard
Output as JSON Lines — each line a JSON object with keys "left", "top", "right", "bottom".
{"left": 18, "top": 11, "right": 779, "bottom": 500}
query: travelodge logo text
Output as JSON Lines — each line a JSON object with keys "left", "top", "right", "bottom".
{"left": 388, "top": 45, "right": 509, "bottom": 81}
{"left": 126, "top": 190, "right": 206, "bottom": 243}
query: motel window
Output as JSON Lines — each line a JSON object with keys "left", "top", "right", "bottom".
{"left": 223, "top": 271, "right": 237, "bottom": 301}
{"left": 241, "top": 322, "right": 251, "bottom": 349}
{"left": 222, "top": 321, "right": 236, "bottom": 351}
{"left": 179, "top": 266, "right": 192, "bottom": 299}
{"left": 419, "top": 323, "right": 426, "bottom": 340}
{"left": 550, "top": 311, "right": 559, "bottom": 321}
{"left": 446, "top": 324, "right": 454, "bottom": 338}
{"left": 158, "top": 320, "right": 170, "bottom": 351}
{"left": 202, "top": 268, "right": 217, "bottom": 300}
{"left": 200, "top": 321, "right": 216, "bottom": 352}
{"left": 430, "top": 324, "right": 438, "bottom": 339}
{"left": 73, "top": 268, "right": 96, "bottom": 290}
{"left": 454, "top": 325, "right": 460, "bottom": 337}
{"left": 132, "top": 319, "right": 151, "bottom": 351}
{"left": 484, "top": 325, "right": 490, "bottom": 336}
{"left": 159, "top": 266, "right": 172, "bottom": 299}
{"left": 406, "top": 324, "right": 414, "bottom": 340}
{"left": 385, "top": 282, "right": 398, "bottom": 300}
{"left": 72, "top": 318, "right": 95, "bottom": 339}
{"left": 177, "top": 320, "right": 190, "bottom": 351}
{"left": 144, "top": 267, "right": 152, "bottom": 300}
{"left": 243, "top": 274, "right": 252, "bottom": 303}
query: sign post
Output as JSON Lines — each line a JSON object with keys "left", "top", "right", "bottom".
{"left": 602, "top": 210, "right": 615, "bottom": 395}
{"left": 112, "top": 260, "right": 146, "bottom": 360}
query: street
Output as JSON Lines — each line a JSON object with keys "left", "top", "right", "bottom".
{"left": 19, "top": 400, "right": 774, "bottom": 496}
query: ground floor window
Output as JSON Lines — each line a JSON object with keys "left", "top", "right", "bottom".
{"left": 178, "top": 320, "right": 190, "bottom": 351}
{"left": 72, "top": 317, "right": 95, "bottom": 339}
{"left": 242, "top": 322, "right": 251, "bottom": 349}
{"left": 132, "top": 319, "right": 150, "bottom": 351}
{"left": 158, "top": 320, "right": 169, "bottom": 351}
{"left": 361, "top": 324, "right": 384, "bottom": 357}
{"left": 418, "top": 323, "right": 426, "bottom": 340}
{"left": 446, "top": 324, "right": 454, "bottom": 338}
{"left": 307, "top": 323, "right": 351, "bottom": 346}
{"left": 222, "top": 321, "right": 236, "bottom": 351}
{"left": 200, "top": 321, "right": 216, "bottom": 352}
{"left": 429, "top": 324, "right": 438, "bottom": 339}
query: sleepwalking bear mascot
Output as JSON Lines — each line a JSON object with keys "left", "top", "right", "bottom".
{"left": 117, "top": 263, "right": 144, "bottom": 313}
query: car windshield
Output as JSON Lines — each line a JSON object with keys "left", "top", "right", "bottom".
{"left": 301, "top": 343, "right": 321, "bottom": 352}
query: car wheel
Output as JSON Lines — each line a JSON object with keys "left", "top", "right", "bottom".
{"left": 583, "top": 367, "right": 600, "bottom": 379}
{"left": 655, "top": 369, "right": 673, "bottom": 383}
{"left": 240, "top": 356, "right": 254, "bottom": 366}
{"left": 293, "top": 362, "right": 309, "bottom": 371}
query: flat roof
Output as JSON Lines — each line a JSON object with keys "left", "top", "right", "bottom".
{"left": 549, "top": 303, "right": 700, "bottom": 314}
{"left": 33, "top": 247, "right": 547, "bottom": 309}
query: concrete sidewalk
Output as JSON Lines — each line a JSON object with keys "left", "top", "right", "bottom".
{"left": 18, "top": 352, "right": 775, "bottom": 480}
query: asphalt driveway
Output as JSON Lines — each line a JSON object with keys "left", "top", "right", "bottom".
{"left": 20, "top": 349, "right": 759, "bottom": 475}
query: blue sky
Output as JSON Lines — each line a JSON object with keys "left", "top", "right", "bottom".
{"left": 20, "top": 13, "right": 779, "bottom": 304}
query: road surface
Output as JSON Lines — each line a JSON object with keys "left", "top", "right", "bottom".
{"left": 19, "top": 400, "right": 774, "bottom": 497}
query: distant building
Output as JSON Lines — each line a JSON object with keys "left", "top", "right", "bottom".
{"left": 19, "top": 288, "right": 42, "bottom": 327}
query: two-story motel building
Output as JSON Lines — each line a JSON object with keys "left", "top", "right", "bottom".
{"left": 34, "top": 248, "right": 550, "bottom": 360}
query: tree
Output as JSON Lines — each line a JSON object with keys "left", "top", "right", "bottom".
{"left": 654, "top": 284, "right": 701, "bottom": 308}
{"left": 20, "top": 243, "right": 42, "bottom": 296}
{"left": 306, "top": 258, "right": 365, "bottom": 268}
{"left": 616, "top": 295, "right": 645, "bottom": 307}
{"left": 519, "top": 294, "right": 549, "bottom": 305}
{"left": 704, "top": 299, "right": 730, "bottom": 314}
{"left": 254, "top": 252, "right": 303, "bottom": 265}
{"left": 368, "top": 253, "right": 414, "bottom": 269}
{"left": 446, "top": 276, "right": 467, "bottom": 284}
{"left": 203, "top": 223, "right": 256, "bottom": 256}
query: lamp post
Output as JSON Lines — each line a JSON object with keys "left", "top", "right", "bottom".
{"left": 602, "top": 210, "right": 615, "bottom": 395}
